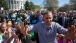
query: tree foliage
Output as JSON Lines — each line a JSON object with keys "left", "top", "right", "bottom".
{"left": 29, "top": 1, "right": 35, "bottom": 10}
{"left": 59, "top": 4, "right": 71, "bottom": 12}
{"left": 24, "top": 1, "right": 31, "bottom": 10}
{"left": 0, "top": 0, "right": 8, "bottom": 10}
{"left": 70, "top": 0, "right": 76, "bottom": 5}
{"left": 24, "top": 1, "right": 35, "bottom": 10}
{"left": 24, "top": 1, "right": 41, "bottom": 10}
{"left": 70, "top": 0, "right": 76, "bottom": 10}
{"left": 34, "top": 5, "right": 41, "bottom": 10}
{"left": 44, "top": 0, "right": 59, "bottom": 11}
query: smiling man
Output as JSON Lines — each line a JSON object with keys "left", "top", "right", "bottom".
{"left": 19, "top": 11, "right": 76, "bottom": 43}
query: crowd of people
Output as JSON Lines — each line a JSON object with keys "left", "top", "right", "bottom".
{"left": 0, "top": 10, "right": 76, "bottom": 43}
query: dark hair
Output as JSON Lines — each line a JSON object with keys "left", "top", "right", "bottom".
{"left": 41, "top": 11, "right": 52, "bottom": 16}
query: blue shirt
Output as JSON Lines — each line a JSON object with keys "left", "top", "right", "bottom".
{"left": 28, "top": 22, "right": 67, "bottom": 43}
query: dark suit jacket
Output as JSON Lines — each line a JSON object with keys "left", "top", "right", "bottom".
{"left": 57, "top": 16, "right": 63, "bottom": 26}
{"left": 62, "top": 17, "right": 69, "bottom": 28}
{"left": 57, "top": 16, "right": 69, "bottom": 28}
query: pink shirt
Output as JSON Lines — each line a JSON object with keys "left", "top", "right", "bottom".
{"left": 58, "top": 38, "right": 73, "bottom": 43}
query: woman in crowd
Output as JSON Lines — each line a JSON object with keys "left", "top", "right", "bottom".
{"left": 0, "top": 22, "right": 7, "bottom": 42}
{"left": 0, "top": 22, "right": 22, "bottom": 43}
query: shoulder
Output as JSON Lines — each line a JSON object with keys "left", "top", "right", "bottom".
{"left": 28, "top": 22, "right": 44, "bottom": 28}
{"left": 51, "top": 22, "right": 58, "bottom": 25}
{"left": 35, "top": 22, "right": 44, "bottom": 26}
{"left": 37, "top": 22, "right": 59, "bottom": 25}
{"left": 51, "top": 22, "right": 61, "bottom": 27}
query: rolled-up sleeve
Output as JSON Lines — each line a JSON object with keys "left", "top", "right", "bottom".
{"left": 28, "top": 23, "right": 39, "bottom": 33}
{"left": 56, "top": 23, "right": 68, "bottom": 35}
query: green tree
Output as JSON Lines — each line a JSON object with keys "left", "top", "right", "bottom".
{"left": 24, "top": 1, "right": 41, "bottom": 10}
{"left": 0, "top": 0, "right": 8, "bottom": 10}
{"left": 70, "top": 0, "right": 76, "bottom": 10}
{"left": 34, "top": 5, "right": 41, "bottom": 10}
{"left": 24, "top": 1, "right": 30, "bottom": 10}
{"left": 44, "top": 0, "right": 59, "bottom": 11}
{"left": 70, "top": 0, "right": 76, "bottom": 5}
{"left": 29, "top": 1, "right": 35, "bottom": 10}
{"left": 59, "top": 4, "right": 71, "bottom": 12}
{"left": 24, "top": 1, "right": 35, "bottom": 10}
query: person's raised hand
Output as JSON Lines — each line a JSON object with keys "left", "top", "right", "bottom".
{"left": 65, "top": 25, "right": 76, "bottom": 40}
{"left": 6, "top": 27, "right": 12, "bottom": 38}
{"left": 18, "top": 22, "right": 30, "bottom": 36}
{"left": 7, "top": 27, "right": 12, "bottom": 33}
{"left": 11, "top": 32, "right": 18, "bottom": 39}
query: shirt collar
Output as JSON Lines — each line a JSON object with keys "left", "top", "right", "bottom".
{"left": 43, "top": 22, "right": 52, "bottom": 28}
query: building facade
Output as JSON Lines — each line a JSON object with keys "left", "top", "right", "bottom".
{"left": 5, "top": 0, "right": 26, "bottom": 11}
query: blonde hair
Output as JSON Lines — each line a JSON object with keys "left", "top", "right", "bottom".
{"left": 1, "top": 22, "right": 7, "bottom": 27}
{"left": 7, "top": 21, "right": 12, "bottom": 26}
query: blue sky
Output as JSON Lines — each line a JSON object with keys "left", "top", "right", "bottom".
{"left": 30, "top": 0, "right": 70, "bottom": 7}
{"left": 59, "top": 0, "right": 70, "bottom": 6}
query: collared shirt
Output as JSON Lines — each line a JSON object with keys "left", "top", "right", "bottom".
{"left": 28, "top": 22, "right": 67, "bottom": 43}
{"left": 62, "top": 17, "right": 66, "bottom": 26}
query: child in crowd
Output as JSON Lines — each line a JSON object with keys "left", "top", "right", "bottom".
{"left": 58, "top": 34, "right": 73, "bottom": 43}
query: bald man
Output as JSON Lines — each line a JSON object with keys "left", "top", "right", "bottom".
{"left": 19, "top": 11, "right": 76, "bottom": 43}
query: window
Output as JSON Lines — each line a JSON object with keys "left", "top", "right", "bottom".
{"left": 17, "top": 1, "right": 19, "bottom": 4}
{"left": 14, "top": 1, "right": 16, "bottom": 4}
{"left": 21, "top": 6, "right": 22, "bottom": 9}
